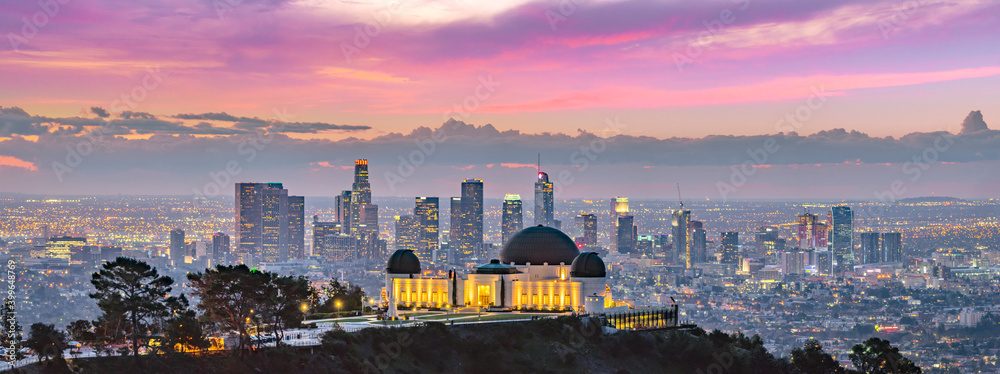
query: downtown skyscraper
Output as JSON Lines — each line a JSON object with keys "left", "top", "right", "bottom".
{"left": 414, "top": 197, "right": 440, "bottom": 261}
{"left": 831, "top": 206, "right": 854, "bottom": 270}
{"left": 212, "top": 232, "right": 231, "bottom": 265}
{"left": 534, "top": 171, "right": 555, "bottom": 227}
{"left": 287, "top": 195, "right": 305, "bottom": 260}
{"left": 575, "top": 213, "right": 598, "bottom": 249}
{"left": 501, "top": 194, "right": 523, "bottom": 246}
{"left": 720, "top": 232, "right": 739, "bottom": 266}
{"left": 453, "top": 179, "right": 484, "bottom": 259}
{"left": 336, "top": 159, "right": 382, "bottom": 260}
{"left": 609, "top": 197, "right": 629, "bottom": 253}
{"left": 235, "top": 182, "right": 304, "bottom": 264}
{"left": 672, "top": 209, "right": 691, "bottom": 266}
{"left": 860, "top": 232, "right": 880, "bottom": 264}
{"left": 169, "top": 228, "right": 185, "bottom": 261}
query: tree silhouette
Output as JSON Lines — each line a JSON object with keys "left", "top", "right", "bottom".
{"left": 790, "top": 339, "right": 844, "bottom": 374}
{"left": 850, "top": 337, "right": 922, "bottom": 374}
{"left": 24, "top": 323, "right": 67, "bottom": 361}
{"left": 187, "top": 264, "right": 263, "bottom": 351}
{"left": 90, "top": 257, "right": 178, "bottom": 357}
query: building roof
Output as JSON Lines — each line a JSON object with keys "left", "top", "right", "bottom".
{"left": 386, "top": 249, "right": 421, "bottom": 274}
{"left": 476, "top": 259, "right": 521, "bottom": 274}
{"left": 499, "top": 225, "right": 580, "bottom": 265}
{"left": 570, "top": 252, "right": 607, "bottom": 278}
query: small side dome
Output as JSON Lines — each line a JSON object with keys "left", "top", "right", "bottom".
{"left": 570, "top": 252, "right": 606, "bottom": 278}
{"left": 386, "top": 249, "right": 421, "bottom": 274}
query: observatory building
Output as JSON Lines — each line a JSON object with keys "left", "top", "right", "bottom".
{"left": 384, "top": 225, "right": 609, "bottom": 318}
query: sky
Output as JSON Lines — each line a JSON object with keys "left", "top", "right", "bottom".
{"left": 1, "top": 0, "right": 999, "bottom": 199}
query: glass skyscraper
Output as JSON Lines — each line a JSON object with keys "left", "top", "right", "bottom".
{"left": 501, "top": 194, "right": 523, "bottom": 246}
{"left": 534, "top": 171, "right": 554, "bottom": 227}
{"left": 831, "top": 206, "right": 854, "bottom": 270}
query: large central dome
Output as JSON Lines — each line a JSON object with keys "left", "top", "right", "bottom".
{"left": 500, "top": 225, "right": 580, "bottom": 265}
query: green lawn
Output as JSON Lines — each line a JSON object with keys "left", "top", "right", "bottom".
{"left": 417, "top": 313, "right": 478, "bottom": 321}
{"left": 398, "top": 311, "right": 443, "bottom": 318}
{"left": 462, "top": 313, "right": 548, "bottom": 322}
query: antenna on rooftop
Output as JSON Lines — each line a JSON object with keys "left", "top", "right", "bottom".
{"left": 537, "top": 153, "right": 541, "bottom": 174}
{"left": 676, "top": 183, "right": 684, "bottom": 209}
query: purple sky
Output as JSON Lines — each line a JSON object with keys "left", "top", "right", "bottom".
{"left": 1, "top": 0, "right": 999, "bottom": 198}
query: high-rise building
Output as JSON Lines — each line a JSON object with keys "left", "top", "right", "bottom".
{"left": 636, "top": 235, "right": 655, "bottom": 257}
{"left": 688, "top": 220, "right": 706, "bottom": 267}
{"left": 534, "top": 171, "right": 554, "bottom": 227}
{"left": 720, "top": 232, "right": 739, "bottom": 265}
{"left": 449, "top": 196, "right": 463, "bottom": 256}
{"left": 287, "top": 195, "right": 305, "bottom": 260}
{"left": 831, "top": 206, "right": 854, "bottom": 270}
{"left": 458, "top": 179, "right": 484, "bottom": 258}
{"left": 575, "top": 213, "right": 598, "bottom": 248}
{"left": 395, "top": 215, "right": 419, "bottom": 252}
{"left": 881, "top": 232, "right": 902, "bottom": 263}
{"left": 616, "top": 215, "right": 636, "bottom": 254}
{"left": 860, "top": 232, "right": 880, "bottom": 264}
{"left": 609, "top": 197, "right": 629, "bottom": 253}
{"left": 414, "top": 197, "right": 440, "bottom": 261}
{"left": 313, "top": 216, "right": 350, "bottom": 262}
{"left": 260, "top": 183, "right": 289, "bottom": 263}
{"left": 212, "top": 232, "right": 230, "bottom": 265}
{"left": 672, "top": 209, "right": 691, "bottom": 265}
{"left": 169, "top": 228, "right": 185, "bottom": 261}
{"left": 349, "top": 159, "right": 372, "bottom": 236}
{"left": 797, "top": 213, "right": 821, "bottom": 249}
{"left": 236, "top": 182, "right": 297, "bottom": 264}
{"left": 336, "top": 190, "right": 352, "bottom": 235}
{"left": 501, "top": 194, "right": 523, "bottom": 245}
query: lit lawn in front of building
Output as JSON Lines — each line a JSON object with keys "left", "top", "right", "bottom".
{"left": 463, "top": 313, "right": 550, "bottom": 323}
{"left": 417, "top": 313, "right": 479, "bottom": 321}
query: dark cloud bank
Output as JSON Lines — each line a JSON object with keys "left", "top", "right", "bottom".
{"left": 0, "top": 107, "right": 998, "bottom": 198}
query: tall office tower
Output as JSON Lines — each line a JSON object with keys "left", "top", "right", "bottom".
{"left": 781, "top": 250, "right": 807, "bottom": 275}
{"left": 860, "top": 232, "right": 881, "bottom": 264}
{"left": 236, "top": 183, "right": 262, "bottom": 263}
{"left": 534, "top": 171, "right": 554, "bottom": 226}
{"left": 501, "top": 194, "right": 523, "bottom": 245}
{"left": 636, "top": 235, "right": 654, "bottom": 257}
{"left": 459, "top": 179, "right": 484, "bottom": 258}
{"left": 720, "top": 232, "right": 739, "bottom": 265}
{"left": 672, "top": 209, "right": 691, "bottom": 265}
{"left": 881, "top": 232, "right": 902, "bottom": 263}
{"left": 575, "top": 213, "right": 598, "bottom": 248}
{"left": 609, "top": 197, "right": 629, "bottom": 252}
{"left": 797, "top": 213, "right": 820, "bottom": 249}
{"left": 449, "top": 197, "right": 463, "bottom": 254}
{"left": 287, "top": 195, "right": 305, "bottom": 260}
{"left": 349, "top": 159, "right": 372, "bottom": 235}
{"left": 414, "top": 197, "right": 440, "bottom": 260}
{"left": 260, "top": 183, "right": 289, "bottom": 263}
{"left": 394, "top": 215, "right": 419, "bottom": 252}
{"left": 169, "top": 228, "right": 185, "bottom": 261}
{"left": 615, "top": 215, "right": 636, "bottom": 254}
{"left": 236, "top": 182, "right": 292, "bottom": 264}
{"left": 313, "top": 216, "right": 348, "bottom": 261}
{"left": 336, "top": 190, "right": 352, "bottom": 235}
{"left": 815, "top": 222, "right": 829, "bottom": 247}
{"left": 211, "top": 232, "right": 230, "bottom": 265}
{"left": 831, "top": 206, "right": 854, "bottom": 270}
{"left": 688, "top": 220, "right": 707, "bottom": 267}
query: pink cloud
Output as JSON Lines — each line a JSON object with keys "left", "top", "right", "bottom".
{"left": 500, "top": 162, "right": 536, "bottom": 169}
{"left": 0, "top": 155, "right": 37, "bottom": 171}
